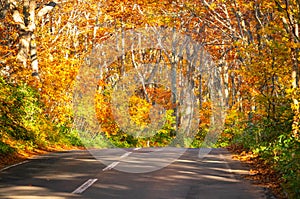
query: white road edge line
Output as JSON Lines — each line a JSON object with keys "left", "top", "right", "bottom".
{"left": 0, "top": 160, "right": 29, "bottom": 172}
{"left": 133, "top": 147, "right": 141, "bottom": 151}
{"left": 72, "top": 178, "right": 98, "bottom": 194}
{"left": 102, "top": 161, "right": 120, "bottom": 171}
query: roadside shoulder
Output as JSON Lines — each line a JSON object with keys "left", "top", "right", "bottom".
{"left": 227, "top": 145, "right": 287, "bottom": 199}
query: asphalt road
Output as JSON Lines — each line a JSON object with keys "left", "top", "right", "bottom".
{"left": 0, "top": 148, "right": 266, "bottom": 199}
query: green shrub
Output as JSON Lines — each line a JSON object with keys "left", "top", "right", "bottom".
{"left": 0, "top": 77, "right": 78, "bottom": 152}
{"left": 0, "top": 141, "right": 14, "bottom": 154}
{"left": 229, "top": 112, "right": 299, "bottom": 198}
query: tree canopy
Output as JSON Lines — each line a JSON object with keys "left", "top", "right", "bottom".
{"left": 0, "top": 0, "right": 299, "bottom": 197}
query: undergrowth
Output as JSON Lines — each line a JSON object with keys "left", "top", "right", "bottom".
{"left": 223, "top": 110, "right": 300, "bottom": 199}
{"left": 0, "top": 77, "right": 82, "bottom": 155}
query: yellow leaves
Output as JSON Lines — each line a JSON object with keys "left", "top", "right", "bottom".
{"left": 290, "top": 41, "right": 300, "bottom": 49}
{"left": 37, "top": 47, "right": 82, "bottom": 125}
{"left": 209, "top": 2, "right": 217, "bottom": 10}
{"left": 128, "top": 95, "right": 151, "bottom": 127}
{"left": 103, "top": 13, "right": 113, "bottom": 22}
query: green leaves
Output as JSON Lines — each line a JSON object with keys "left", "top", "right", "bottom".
{"left": 0, "top": 76, "right": 76, "bottom": 153}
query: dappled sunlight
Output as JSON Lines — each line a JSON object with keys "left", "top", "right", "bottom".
{"left": 76, "top": 158, "right": 100, "bottom": 163}
{"left": 178, "top": 170, "right": 198, "bottom": 175}
{"left": 0, "top": 186, "right": 79, "bottom": 199}
{"left": 202, "top": 160, "right": 227, "bottom": 164}
{"left": 210, "top": 167, "right": 249, "bottom": 175}
{"left": 200, "top": 174, "right": 239, "bottom": 182}
{"left": 0, "top": 149, "right": 266, "bottom": 198}
{"left": 95, "top": 183, "right": 129, "bottom": 190}
{"left": 36, "top": 173, "right": 88, "bottom": 181}
{"left": 84, "top": 148, "right": 264, "bottom": 198}
{"left": 176, "top": 159, "right": 197, "bottom": 163}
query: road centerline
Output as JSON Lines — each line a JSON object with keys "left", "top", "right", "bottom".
{"left": 102, "top": 161, "right": 120, "bottom": 171}
{"left": 102, "top": 148, "right": 140, "bottom": 171}
{"left": 120, "top": 152, "right": 132, "bottom": 158}
{"left": 72, "top": 178, "right": 98, "bottom": 194}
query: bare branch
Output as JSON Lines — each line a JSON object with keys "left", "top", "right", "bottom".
{"left": 37, "top": 1, "right": 57, "bottom": 18}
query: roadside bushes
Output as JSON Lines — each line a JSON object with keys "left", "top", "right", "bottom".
{"left": 225, "top": 107, "right": 300, "bottom": 198}
{"left": 0, "top": 77, "right": 80, "bottom": 154}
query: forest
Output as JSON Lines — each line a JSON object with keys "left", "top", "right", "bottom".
{"left": 0, "top": 0, "right": 299, "bottom": 197}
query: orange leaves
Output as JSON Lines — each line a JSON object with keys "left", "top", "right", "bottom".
{"left": 147, "top": 86, "right": 172, "bottom": 110}
{"left": 199, "top": 101, "right": 212, "bottom": 128}
{"left": 94, "top": 78, "right": 121, "bottom": 136}
{"left": 94, "top": 82, "right": 173, "bottom": 136}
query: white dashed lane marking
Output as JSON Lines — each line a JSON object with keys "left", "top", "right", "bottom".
{"left": 120, "top": 152, "right": 132, "bottom": 158}
{"left": 72, "top": 178, "right": 98, "bottom": 194}
{"left": 102, "top": 148, "right": 140, "bottom": 171}
{"left": 102, "top": 161, "right": 120, "bottom": 171}
{"left": 73, "top": 147, "right": 141, "bottom": 194}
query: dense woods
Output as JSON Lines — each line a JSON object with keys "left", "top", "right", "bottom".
{"left": 0, "top": 0, "right": 299, "bottom": 197}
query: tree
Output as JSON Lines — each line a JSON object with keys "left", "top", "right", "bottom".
{"left": 0, "top": 0, "right": 58, "bottom": 77}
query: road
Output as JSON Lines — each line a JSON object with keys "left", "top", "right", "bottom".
{"left": 0, "top": 148, "right": 266, "bottom": 199}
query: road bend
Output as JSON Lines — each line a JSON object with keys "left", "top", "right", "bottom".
{"left": 0, "top": 148, "right": 266, "bottom": 199}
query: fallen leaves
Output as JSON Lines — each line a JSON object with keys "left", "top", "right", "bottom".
{"left": 228, "top": 144, "right": 288, "bottom": 199}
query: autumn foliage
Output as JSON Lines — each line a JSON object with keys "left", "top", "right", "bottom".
{"left": 0, "top": 0, "right": 300, "bottom": 197}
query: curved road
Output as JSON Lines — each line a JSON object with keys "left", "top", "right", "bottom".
{"left": 0, "top": 148, "right": 266, "bottom": 199}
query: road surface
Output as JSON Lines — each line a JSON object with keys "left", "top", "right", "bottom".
{"left": 0, "top": 148, "right": 266, "bottom": 199}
